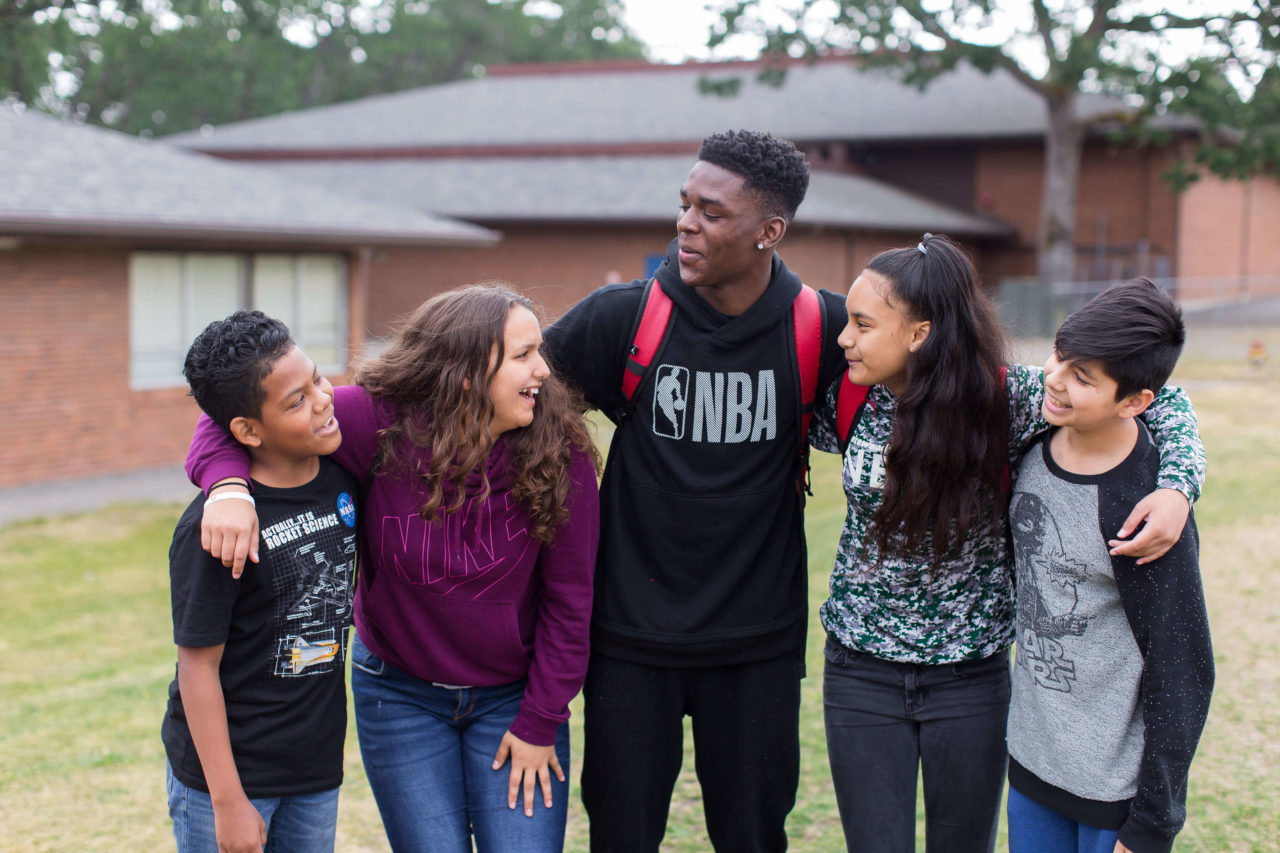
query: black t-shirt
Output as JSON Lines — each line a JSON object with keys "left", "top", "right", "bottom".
{"left": 161, "top": 457, "right": 358, "bottom": 797}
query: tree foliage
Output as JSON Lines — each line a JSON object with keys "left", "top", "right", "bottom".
{"left": 2, "top": 0, "right": 645, "bottom": 135}
{"left": 713, "top": 0, "right": 1279, "bottom": 283}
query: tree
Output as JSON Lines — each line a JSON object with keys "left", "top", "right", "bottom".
{"left": 713, "top": 0, "right": 1279, "bottom": 287}
{"left": 2, "top": 0, "right": 645, "bottom": 136}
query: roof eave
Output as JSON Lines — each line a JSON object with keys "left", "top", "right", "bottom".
{"left": 457, "top": 212, "right": 1014, "bottom": 238}
{"left": 0, "top": 215, "right": 500, "bottom": 247}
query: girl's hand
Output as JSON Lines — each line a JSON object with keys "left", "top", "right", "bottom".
{"left": 492, "top": 729, "right": 564, "bottom": 817}
{"left": 201, "top": 486, "right": 259, "bottom": 577}
{"left": 213, "top": 794, "right": 266, "bottom": 853}
{"left": 1108, "top": 488, "right": 1189, "bottom": 565}
{"left": 1113, "top": 841, "right": 1133, "bottom": 853}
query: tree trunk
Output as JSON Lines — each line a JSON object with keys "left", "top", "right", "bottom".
{"left": 1039, "top": 93, "right": 1085, "bottom": 290}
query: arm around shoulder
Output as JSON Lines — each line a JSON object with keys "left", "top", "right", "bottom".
{"left": 543, "top": 282, "right": 646, "bottom": 415}
{"left": 1140, "top": 385, "right": 1206, "bottom": 503}
{"left": 1111, "top": 388, "right": 1205, "bottom": 562}
{"left": 186, "top": 413, "right": 251, "bottom": 492}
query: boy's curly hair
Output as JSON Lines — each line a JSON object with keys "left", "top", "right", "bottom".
{"left": 697, "top": 129, "right": 810, "bottom": 222}
{"left": 183, "top": 310, "right": 294, "bottom": 430}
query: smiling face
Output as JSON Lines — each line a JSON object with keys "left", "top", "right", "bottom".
{"left": 1041, "top": 350, "right": 1150, "bottom": 432}
{"left": 487, "top": 305, "right": 550, "bottom": 437}
{"left": 676, "top": 160, "right": 782, "bottom": 313}
{"left": 234, "top": 344, "right": 340, "bottom": 484}
{"left": 837, "top": 270, "right": 930, "bottom": 395}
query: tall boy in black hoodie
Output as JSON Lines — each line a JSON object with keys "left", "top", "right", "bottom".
{"left": 544, "top": 130, "right": 848, "bottom": 851}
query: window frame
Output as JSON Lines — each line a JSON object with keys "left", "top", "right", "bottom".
{"left": 127, "top": 250, "right": 349, "bottom": 390}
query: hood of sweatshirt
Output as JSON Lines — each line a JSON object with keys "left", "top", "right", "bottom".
{"left": 654, "top": 237, "right": 804, "bottom": 347}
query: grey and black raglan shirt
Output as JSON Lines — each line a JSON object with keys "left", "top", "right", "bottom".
{"left": 807, "top": 363, "right": 1206, "bottom": 666}
{"left": 1007, "top": 425, "right": 1213, "bottom": 853}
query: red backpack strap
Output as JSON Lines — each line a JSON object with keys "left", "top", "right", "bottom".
{"left": 836, "top": 377, "right": 871, "bottom": 453}
{"left": 792, "top": 285, "right": 822, "bottom": 442}
{"left": 622, "top": 278, "right": 674, "bottom": 404}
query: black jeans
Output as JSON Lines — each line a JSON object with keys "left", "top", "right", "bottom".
{"left": 823, "top": 637, "right": 1011, "bottom": 853}
{"left": 579, "top": 649, "right": 803, "bottom": 853}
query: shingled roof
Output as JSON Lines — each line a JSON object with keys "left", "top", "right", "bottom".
{"left": 171, "top": 58, "right": 1185, "bottom": 154}
{"left": 0, "top": 105, "right": 495, "bottom": 246}
{"left": 260, "top": 155, "right": 1011, "bottom": 236}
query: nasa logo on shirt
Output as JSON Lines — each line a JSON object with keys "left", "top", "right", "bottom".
{"left": 651, "top": 364, "right": 689, "bottom": 440}
{"left": 337, "top": 492, "right": 357, "bottom": 528}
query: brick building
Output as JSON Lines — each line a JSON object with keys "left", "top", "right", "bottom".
{"left": 6, "top": 58, "right": 1277, "bottom": 487}
{"left": 174, "top": 57, "right": 1280, "bottom": 336}
{"left": 0, "top": 106, "right": 492, "bottom": 489}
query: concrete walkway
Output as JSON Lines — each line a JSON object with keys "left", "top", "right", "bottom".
{"left": 0, "top": 464, "right": 198, "bottom": 526}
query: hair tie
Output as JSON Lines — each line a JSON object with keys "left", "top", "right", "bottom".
{"left": 917, "top": 242, "right": 927, "bottom": 255}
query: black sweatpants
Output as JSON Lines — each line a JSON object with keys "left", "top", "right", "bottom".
{"left": 579, "top": 649, "right": 804, "bottom": 853}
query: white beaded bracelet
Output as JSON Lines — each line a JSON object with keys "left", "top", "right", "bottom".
{"left": 205, "top": 491, "right": 256, "bottom": 507}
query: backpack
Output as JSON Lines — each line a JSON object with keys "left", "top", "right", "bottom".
{"left": 619, "top": 277, "right": 859, "bottom": 495}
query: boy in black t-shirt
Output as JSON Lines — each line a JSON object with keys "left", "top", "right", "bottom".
{"left": 162, "top": 311, "right": 357, "bottom": 853}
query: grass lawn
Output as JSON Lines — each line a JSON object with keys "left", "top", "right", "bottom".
{"left": 1, "top": 367, "right": 1276, "bottom": 851}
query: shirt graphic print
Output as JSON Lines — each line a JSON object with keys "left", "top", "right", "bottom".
{"left": 1010, "top": 491, "right": 1093, "bottom": 694}
{"left": 649, "top": 362, "right": 777, "bottom": 444}
{"left": 260, "top": 492, "right": 357, "bottom": 677}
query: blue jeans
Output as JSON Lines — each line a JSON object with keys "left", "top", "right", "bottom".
{"left": 165, "top": 761, "right": 338, "bottom": 853}
{"left": 350, "top": 632, "right": 569, "bottom": 853}
{"left": 823, "top": 637, "right": 1011, "bottom": 853}
{"left": 1007, "top": 787, "right": 1120, "bottom": 853}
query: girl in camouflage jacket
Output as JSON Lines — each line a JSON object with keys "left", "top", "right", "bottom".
{"left": 808, "top": 233, "right": 1205, "bottom": 853}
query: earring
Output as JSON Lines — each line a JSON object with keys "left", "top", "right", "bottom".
{"left": 756, "top": 242, "right": 765, "bottom": 250}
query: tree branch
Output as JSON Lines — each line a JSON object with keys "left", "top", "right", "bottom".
{"left": 1086, "top": 0, "right": 1120, "bottom": 40}
{"left": 1031, "top": 0, "right": 1056, "bottom": 58}
{"left": 900, "top": 0, "right": 1051, "bottom": 97}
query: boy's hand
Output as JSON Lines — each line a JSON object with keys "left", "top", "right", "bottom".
{"left": 1108, "top": 488, "right": 1190, "bottom": 565}
{"left": 1113, "top": 842, "right": 1134, "bottom": 853}
{"left": 201, "top": 490, "right": 259, "bottom": 578}
{"left": 213, "top": 794, "right": 266, "bottom": 853}
{"left": 492, "top": 730, "right": 563, "bottom": 817}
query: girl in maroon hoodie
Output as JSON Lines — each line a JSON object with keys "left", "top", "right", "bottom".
{"left": 187, "top": 285, "right": 601, "bottom": 852}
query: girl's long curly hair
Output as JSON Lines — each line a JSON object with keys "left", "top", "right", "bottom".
{"left": 867, "top": 234, "right": 1009, "bottom": 568}
{"left": 356, "top": 284, "right": 600, "bottom": 544}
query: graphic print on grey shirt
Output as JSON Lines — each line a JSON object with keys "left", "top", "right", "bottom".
{"left": 1008, "top": 441, "right": 1145, "bottom": 804}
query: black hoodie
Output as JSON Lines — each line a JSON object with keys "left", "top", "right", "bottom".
{"left": 544, "top": 240, "right": 847, "bottom": 666}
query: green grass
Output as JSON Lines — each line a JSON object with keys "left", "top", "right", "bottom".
{"left": 1, "top": 371, "right": 1276, "bottom": 851}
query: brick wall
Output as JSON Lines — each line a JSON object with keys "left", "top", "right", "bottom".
{"left": 973, "top": 140, "right": 1180, "bottom": 281}
{"left": 0, "top": 222, "right": 1027, "bottom": 490}
{"left": 357, "top": 224, "right": 955, "bottom": 339}
{"left": 0, "top": 244, "right": 202, "bottom": 489}
{"left": 1177, "top": 171, "right": 1280, "bottom": 292}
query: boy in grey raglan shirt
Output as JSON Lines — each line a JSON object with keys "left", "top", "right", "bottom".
{"left": 1007, "top": 278, "right": 1214, "bottom": 853}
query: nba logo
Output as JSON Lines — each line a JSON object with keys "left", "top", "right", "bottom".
{"left": 651, "top": 365, "right": 688, "bottom": 440}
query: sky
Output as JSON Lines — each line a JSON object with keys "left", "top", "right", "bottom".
{"left": 614, "top": 1, "right": 1268, "bottom": 96}
{"left": 617, "top": 0, "right": 763, "bottom": 63}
